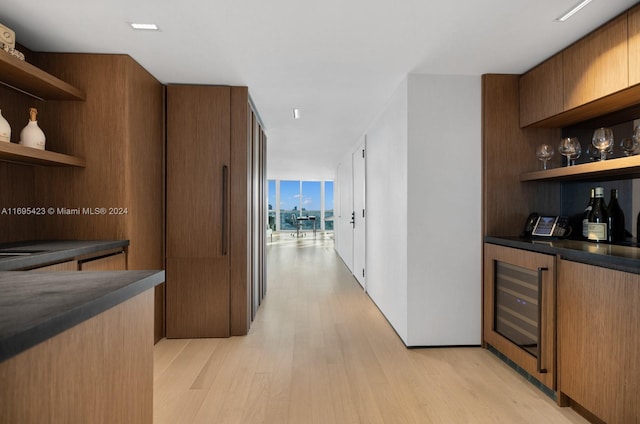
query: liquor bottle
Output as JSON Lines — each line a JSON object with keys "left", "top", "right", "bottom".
{"left": 19, "top": 107, "right": 46, "bottom": 150}
{"left": 637, "top": 211, "right": 640, "bottom": 243}
{"left": 587, "top": 186, "right": 608, "bottom": 242}
{"left": 582, "top": 188, "right": 595, "bottom": 238}
{"left": 606, "top": 189, "right": 625, "bottom": 243}
{"left": 0, "top": 109, "right": 10, "bottom": 143}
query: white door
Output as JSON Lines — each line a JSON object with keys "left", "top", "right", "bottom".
{"left": 352, "top": 141, "right": 366, "bottom": 289}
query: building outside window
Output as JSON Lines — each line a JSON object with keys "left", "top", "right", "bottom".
{"left": 268, "top": 179, "right": 334, "bottom": 232}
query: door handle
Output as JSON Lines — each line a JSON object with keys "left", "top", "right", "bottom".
{"left": 350, "top": 211, "right": 355, "bottom": 228}
{"left": 222, "top": 165, "right": 229, "bottom": 256}
{"left": 537, "top": 266, "right": 548, "bottom": 374}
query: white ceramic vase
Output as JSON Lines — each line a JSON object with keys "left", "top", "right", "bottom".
{"left": 19, "top": 108, "right": 45, "bottom": 150}
{"left": 0, "top": 109, "right": 10, "bottom": 143}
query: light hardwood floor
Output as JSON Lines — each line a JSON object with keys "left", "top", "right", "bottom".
{"left": 154, "top": 235, "right": 588, "bottom": 424}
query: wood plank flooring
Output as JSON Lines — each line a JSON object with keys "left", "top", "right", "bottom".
{"left": 154, "top": 234, "right": 588, "bottom": 424}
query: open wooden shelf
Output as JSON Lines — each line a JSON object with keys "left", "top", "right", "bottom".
{"left": 520, "top": 155, "right": 640, "bottom": 182}
{"left": 0, "top": 142, "right": 85, "bottom": 167}
{"left": 0, "top": 50, "right": 85, "bottom": 101}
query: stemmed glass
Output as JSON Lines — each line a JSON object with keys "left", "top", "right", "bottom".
{"left": 558, "top": 137, "right": 581, "bottom": 166}
{"left": 536, "top": 144, "right": 554, "bottom": 170}
{"left": 620, "top": 137, "right": 638, "bottom": 156}
{"left": 592, "top": 127, "right": 614, "bottom": 161}
{"left": 621, "top": 125, "right": 640, "bottom": 156}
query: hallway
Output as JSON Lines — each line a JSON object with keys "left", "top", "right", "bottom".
{"left": 153, "top": 236, "right": 587, "bottom": 423}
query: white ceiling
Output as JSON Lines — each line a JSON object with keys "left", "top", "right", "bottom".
{"left": 1, "top": 0, "right": 638, "bottom": 180}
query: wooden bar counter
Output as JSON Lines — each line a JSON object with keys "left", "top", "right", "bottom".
{"left": 0, "top": 270, "right": 165, "bottom": 424}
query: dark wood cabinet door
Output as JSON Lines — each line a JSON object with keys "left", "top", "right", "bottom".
{"left": 166, "top": 85, "right": 232, "bottom": 338}
{"left": 629, "top": 4, "right": 640, "bottom": 86}
{"left": 557, "top": 260, "right": 640, "bottom": 423}
{"left": 166, "top": 85, "right": 231, "bottom": 259}
{"left": 519, "top": 54, "right": 563, "bottom": 127}
{"left": 166, "top": 257, "right": 230, "bottom": 337}
{"left": 563, "top": 14, "right": 628, "bottom": 110}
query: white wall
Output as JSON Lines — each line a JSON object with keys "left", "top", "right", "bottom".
{"left": 334, "top": 74, "right": 482, "bottom": 346}
{"left": 406, "top": 74, "right": 482, "bottom": 346}
{"left": 365, "top": 78, "right": 409, "bottom": 343}
{"left": 335, "top": 149, "right": 354, "bottom": 272}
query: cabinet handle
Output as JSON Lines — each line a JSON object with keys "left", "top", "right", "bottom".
{"left": 222, "top": 165, "right": 229, "bottom": 256}
{"left": 537, "top": 266, "right": 548, "bottom": 374}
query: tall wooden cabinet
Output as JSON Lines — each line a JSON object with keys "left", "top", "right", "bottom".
{"left": 0, "top": 52, "right": 165, "bottom": 342}
{"left": 166, "top": 85, "right": 266, "bottom": 338}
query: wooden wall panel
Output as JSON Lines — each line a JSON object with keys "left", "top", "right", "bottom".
{"left": 124, "top": 58, "right": 164, "bottom": 271}
{"left": 0, "top": 84, "right": 39, "bottom": 243}
{"left": 26, "top": 53, "right": 165, "bottom": 342}
{"left": 30, "top": 54, "right": 129, "bottom": 242}
{"left": 123, "top": 59, "right": 165, "bottom": 342}
{"left": 0, "top": 290, "right": 154, "bottom": 424}
{"left": 482, "top": 74, "right": 561, "bottom": 237}
{"left": 229, "top": 87, "right": 251, "bottom": 336}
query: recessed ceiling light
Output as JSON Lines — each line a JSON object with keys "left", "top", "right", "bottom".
{"left": 555, "top": 0, "right": 593, "bottom": 22}
{"left": 293, "top": 108, "right": 301, "bottom": 119}
{"left": 130, "top": 23, "right": 159, "bottom": 30}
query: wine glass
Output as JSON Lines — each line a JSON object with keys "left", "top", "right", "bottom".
{"left": 536, "top": 144, "right": 554, "bottom": 170}
{"left": 592, "top": 127, "right": 614, "bottom": 161}
{"left": 620, "top": 137, "right": 638, "bottom": 156}
{"left": 558, "top": 137, "right": 581, "bottom": 166}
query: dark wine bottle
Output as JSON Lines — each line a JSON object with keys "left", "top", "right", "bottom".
{"left": 582, "top": 188, "right": 595, "bottom": 239}
{"left": 637, "top": 211, "right": 640, "bottom": 243}
{"left": 606, "top": 189, "right": 625, "bottom": 243}
{"left": 587, "top": 186, "right": 608, "bottom": 243}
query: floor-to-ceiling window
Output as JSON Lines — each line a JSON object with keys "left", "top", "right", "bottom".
{"left": 267, "top": 180, "right": 276, "bottom": 231}
{"left": 324, "top": 181, "right": 334, "bottom": 231}
{"left": 268, "top": 179, "right": 334, "bottom": 232}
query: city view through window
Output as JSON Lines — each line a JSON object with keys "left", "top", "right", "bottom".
{"left": 268, "top": 180, "right": 334, "bottom": 232}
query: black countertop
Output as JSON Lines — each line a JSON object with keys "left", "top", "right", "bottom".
{"left": 0, "top": 270, "right": 165, "bottom": 363}
{"left": 485, "top": 236, "right": 640, "bottom": 275}
{"left": 0, "top": 240, "right": 129, "bottom": 271}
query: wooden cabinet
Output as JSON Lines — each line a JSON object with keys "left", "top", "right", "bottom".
{"left": 1, "top": 52, "right": 165, "bottom": 341}
{"left": 563, "top": 14, "right": 628, "bottom": 111}
{"left": 166, "top": 85, "right": 265, "bottom": 338}
{"left": 483, "top": 243, "right": 556, "bottom": 390}
{"left": 0, "top": 290, "right": 154, "bottom": 424}
{"left": 519, "top": 54, "right": 563, "bottom": 127}
{"left": 520, "top": 8, "right": 640, "bottom": 128}
{"left": 31, "top": 260, "right": 77, "bottom": 271}
{"left": 629, "top": 4, "right": 640, "bottom": 86}
{"left": 557, "top": 260, "right": 640, "bottom": 423}
{"left": 79, "top": 252, "right": 126, "bottom": 270}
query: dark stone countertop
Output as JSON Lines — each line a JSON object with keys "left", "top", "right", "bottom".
{"left": 0, "top": 240, "right": 129, "bottom": 271}
{"left": 485, "top": 236, "right": 640, "bottom": 275}
{"left": 0, "top": 270, "right": 165, "bottom": 363}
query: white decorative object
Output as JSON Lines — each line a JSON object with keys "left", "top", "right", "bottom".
{"left": 19, "top": 108, "right": 45, "bottom": 150}
{"left": 0, "top": 109, "right": 10, "bottom": 142}
{"left": 0, "top": 23, "right": 15, "bottom": 49}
